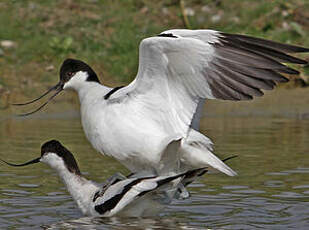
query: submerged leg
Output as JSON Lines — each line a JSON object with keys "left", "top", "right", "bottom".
{"left": 104, "top": 172, "right": 126, "bottom": 186}
{"left": 174, "top": 183, "right": 190, "bottom": 200}
{"left": 101, "top": 172, "right": 127, "bottom": 193}
{"left": 93, "top": 172, "right": 127, "bottom": 202}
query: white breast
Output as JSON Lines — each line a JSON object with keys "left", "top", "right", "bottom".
{"left": 80, "top": 92, "right": 179, "bottom": 172}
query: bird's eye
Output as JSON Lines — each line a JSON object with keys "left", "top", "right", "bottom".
{"left": 67, "top": 72, "right": 74, "bottom": 77}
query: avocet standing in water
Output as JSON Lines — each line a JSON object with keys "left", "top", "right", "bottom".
{"left": 15, "top": 30, "right": 309, "bottom": 177}
{"left": 0, "top": 140, "right": 208, "bottom": 217}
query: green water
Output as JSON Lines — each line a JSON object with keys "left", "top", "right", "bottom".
{"left": 0, "top": 112, "right": 308, "bottom": 229}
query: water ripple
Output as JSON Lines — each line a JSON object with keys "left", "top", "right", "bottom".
{"left": 0, "top": 116, "right": 308, "bottom": 229}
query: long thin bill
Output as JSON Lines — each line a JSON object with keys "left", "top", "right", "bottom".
{"left": 0, "top": 157, "right": 41, "bottom": 167}
{"left": 12, "top": 82, "right": 62, "bottom": 106}
{"left": 17, "top": 89, "right": 62, "bottom": 116}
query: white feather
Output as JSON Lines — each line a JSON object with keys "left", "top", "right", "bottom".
{"left": 40, "top": 152, "right": 180, "bottom": 217}
{"left": 41, "top": 153, "right": 99, "bottom": 216}
{"left": 67, "top": 30, "right": 239, "bottom": 176}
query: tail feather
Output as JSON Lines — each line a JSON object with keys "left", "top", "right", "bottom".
{"left": 181, "top": 129, "right": 237, "bottom": 176}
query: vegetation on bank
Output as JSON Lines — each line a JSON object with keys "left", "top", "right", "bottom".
{"left": 0, "top": 0, "right": 308, "bottom": 111}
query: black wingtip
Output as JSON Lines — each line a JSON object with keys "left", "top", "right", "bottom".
{"left": 222, "top": 155, "right": 238, "bottom": 162}
{"left": 293, "top": 46, "right": 309, "bottom": 53}
{"left": 221, "top": 32, "right": 309, "bottom": 53}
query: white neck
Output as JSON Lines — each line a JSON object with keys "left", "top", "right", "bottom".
{"left": 57, "top": 167, "right": 99, "bottom": 215}
{"left": 76, "top": 82, "right": 110, "bottom": 105}
{"left": 62, "top": 71, "right": 111, "bottom": 105}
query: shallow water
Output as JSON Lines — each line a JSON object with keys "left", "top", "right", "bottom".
{"left": 0, "top": 112, "right": 308, "bottom": 229}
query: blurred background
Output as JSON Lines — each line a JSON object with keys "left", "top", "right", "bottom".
{"left": 0, "top": 0, "right": 308, "bottom": 113}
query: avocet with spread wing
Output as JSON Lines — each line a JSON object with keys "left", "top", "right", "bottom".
{"left": 15, "top": 29, "right": 309, "bottom": 177}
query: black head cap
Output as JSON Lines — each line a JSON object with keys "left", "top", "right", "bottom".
{"left": 59, "top": 58, "right": 100, "bottom": 84}
{"left": 41, "top": 140, "right": 81, "bottom": 175}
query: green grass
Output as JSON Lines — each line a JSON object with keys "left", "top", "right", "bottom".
{"left": 0, "top": 0, "right": 308, "bottom": 106}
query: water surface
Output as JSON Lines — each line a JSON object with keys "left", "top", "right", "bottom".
{"left": 0, "top": 112, "right": 308, "bottom": 229}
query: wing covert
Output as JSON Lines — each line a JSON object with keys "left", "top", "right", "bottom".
{"left": 108, "top": 29, "right": 308, "bottom": 133}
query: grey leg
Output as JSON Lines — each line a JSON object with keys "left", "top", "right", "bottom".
{"left": 101, "top": 172, "right": 127, "bottom": 193}
{"left": 174, "top": 183, "right": 190, "bottom": 200}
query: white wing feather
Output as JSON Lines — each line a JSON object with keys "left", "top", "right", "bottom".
{"left": 106, "top": 29, "right": 307, "bottom": 176}
{"left": 109, "top": 32, "right": 218, "bottom": 135}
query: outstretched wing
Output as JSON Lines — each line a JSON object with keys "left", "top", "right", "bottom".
{"left": 108, "top": 29, "right": 308, "bottom": 134}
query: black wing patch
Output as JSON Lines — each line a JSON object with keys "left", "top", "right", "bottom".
{"left": 94, "top": 176, "right": 154, "bottom": 215}
{"left": 93, "top": 167, "right": 213, "bottom": 215}
{"left": 179, "top": 168, "right": 208, "bottom": 187}
{"left": 104, "top": 86, "right": 125, "bottom": 100}
{"left": 137, "top": 172, "right": 191, "bottom": 198}
{"left": 157, "top": 33, "right": 178, "bottom": 38}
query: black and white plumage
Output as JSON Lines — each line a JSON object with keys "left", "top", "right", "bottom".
{"left": 0, "top": 139, "right": 207, "bottom": 217}
{"left": 15, "top": 29, "right": 309, "bottom": 177}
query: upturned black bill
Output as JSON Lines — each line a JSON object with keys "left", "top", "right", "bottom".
{"left": 0, "top": 157, "right": 41, "bottom": 167}
{"left": 12, "top": 82, "right": 63, "bottom": 116}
